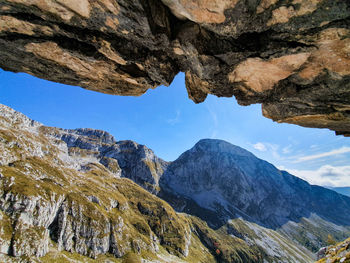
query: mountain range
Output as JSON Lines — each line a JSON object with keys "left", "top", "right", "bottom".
{"left": 0, "top": 103, "right": 349, "bottom": 263}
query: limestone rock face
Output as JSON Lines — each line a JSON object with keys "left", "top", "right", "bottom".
{"left": 12, "top": 223, "right": 50, "bottom": 257}
{"left": 0, "top": 0, "right": 349, "bottom": 135}
{"left": 0, "top": 103, "right": 318, "bottom": 263}
{"left": 0, "top": 104, "right": 194, "bottom": 261}
{"left": 40, "top": 125, "right": 168, "bottom": 192}
{"left": 0, "top": 210, "right": 12, "bottom": 255}
{"left": 160, "top": 139, "right": 350, "bottom": 252}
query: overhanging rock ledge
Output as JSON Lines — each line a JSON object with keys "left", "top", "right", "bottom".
{"left": 0, "top": 0, "right": 349, "bottom": 135}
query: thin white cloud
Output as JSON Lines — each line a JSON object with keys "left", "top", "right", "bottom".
{"left": 166, "top": 110, "right": 181, "bottom": 125}
{"left": 206, "top": 106, "right": 218, "bottom": 127}
{"left": 206, "top": 105, "right": 219, "bottom": 138}
{"left": 252, "top": 142, "right": 280, "bottom": 159}
{"left": 253, "top": 142, "right": 267, "bottom": 152}
{"left": 269, "top": 143, "right": 281, "bottom": 159}
{"left": 284, "top": 165, "right": 350, "bottom": 187}
{"left": 293, "top": 147, "right": 350, "bottom": 163}
{"left": 282, "top": 145, "right": 292, "bottom": 154}
{"left": 210, "top": 130, "right": 218, "bottom": 139}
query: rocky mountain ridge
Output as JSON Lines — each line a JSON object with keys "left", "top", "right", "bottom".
{"left": 0, "top": 104, "right": 195, "bottom": 262}
{"left": 159, "top": 139, "right": 350, "bottom": 252}
{"left": 44, "top": 126, "right": 168, "bottom": 193}
{"left": 0, "top": 103, "right": 349, "bottom": 262}
{"left": 0, "top": 0, "right": 350, "bottom": 135}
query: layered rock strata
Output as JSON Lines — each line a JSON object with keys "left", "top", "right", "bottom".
{"left": 0, "top": 0, "right": 349, "bottom": 135}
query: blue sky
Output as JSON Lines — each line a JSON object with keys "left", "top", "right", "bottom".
{"left": 0, "top": 69, "right": 349, "bottom": 187}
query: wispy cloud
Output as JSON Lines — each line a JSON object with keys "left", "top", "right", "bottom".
{"left": 282, "top": 145, "right": 292, "bottom": 154}
{"left": 252, "top": 142, "right": 280, "bottom": 159}
{"left": 253, "top": 142, "right": 267, "bottom": 152}
{"left": 207, "top": 106, "right": 218, "bottom": 127}
{"left": 293, "top": 147, "right": 350, "bottom": 163}
{"left": 210, "top": 130, "right": 218, "bottom": 139}
{"left": 166, "top": 110, "right": 181, "bottom": 125}
{"left": 206, "top": 105, "right": 218, "bottom": 138}
{"left": 283, "top": 165, "right": 350, "bottom": 187}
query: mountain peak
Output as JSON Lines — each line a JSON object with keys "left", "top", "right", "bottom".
{"left": 65, "top": 128, "right": 116, "bottom": 145}
{"left": 0, "top": 103, "right": 41, "bottom": 129}
{"left": 192, "top": 139, "right": 254, "bottom": 158}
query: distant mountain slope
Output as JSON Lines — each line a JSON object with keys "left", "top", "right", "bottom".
{"left": 159, "top": 139, "right": 350, "bottom": 251}
{"left": 328, "top": 187, "right": 350, "bottom": 197}
{"left": 0, "top": 104, "right": 314, "bottom": 262}
{"left": 41, "top": 126, "right": 168, "bottom": 193}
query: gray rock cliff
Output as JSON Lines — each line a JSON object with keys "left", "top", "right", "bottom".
{"left": 1, "top": 104, "right": 348, "bottom": 262}
{"left": 159, "top": 139, "right": 350, "bottom": 251}
{"left": 0, "top": 0, "right": 349, "bottom": 135}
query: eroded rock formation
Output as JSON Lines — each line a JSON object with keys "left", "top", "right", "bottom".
{"left": 1, "top": 103, "right": 314, "bottom": 263}
{"left": 0, "top": 0, "right": 349, "bottom": 135}
{"left": 159, "top": 139, "right": 350, "bottom": 253}
{"left": 0, "top": 104, "right": 196, "bottom": 262}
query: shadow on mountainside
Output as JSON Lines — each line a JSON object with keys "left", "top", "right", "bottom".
{"left": 156, "top": 139, "right": 350, "bottom": 248}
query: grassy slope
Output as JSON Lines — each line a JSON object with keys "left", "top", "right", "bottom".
{"left": 0, "top": 107, "right": 320, "bottom": 263}
{"left": 0, "top": 124, "right": 261, "bottom": 262}
{"left": 317, "top": 237, "right": 350, "bottom": 263}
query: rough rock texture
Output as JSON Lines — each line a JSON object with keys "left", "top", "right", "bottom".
{"left": 0, "top": 104, "right": 196, "bottom": 262}
{"left": 2, "top": 104, "right": 278, "bottom": 263}
{"left": 46, "top": 127, "right": 168, "bottom": 192}
{"left": 159, "top": 139, "right": 350, "bottom": 252}
{"left": 0, "top": 210, "right": 12, "bottom": 254}
{"left": 316, "top": 237, "right": 350, "bottom": 263}
{"left": 0, "top": 0, "right": 350, "bottom": 135}
{"left": 12, "top": 223, "right": 50, "bottom": 257}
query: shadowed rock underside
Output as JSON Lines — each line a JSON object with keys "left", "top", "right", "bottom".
{"left": 0, "top": 0, "right": 349, "bottom": 135}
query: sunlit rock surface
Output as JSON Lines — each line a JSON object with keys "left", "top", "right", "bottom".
{"left": 2, "top": 104, "right": 350, "bottom": 262}
{"left": 0, "top": 104, "right": 202, "bottom": 262}
{"left": 159, "top": 139, "right": 350, "bottom": 252}
{"left": 316, "top": 237, "right": 350, "bottom": 263}
{"left": 0, "top": 0, "right": 349, "bottom": 135}
{"left": 0, "top": 104, "right": 318, "bottom": 262}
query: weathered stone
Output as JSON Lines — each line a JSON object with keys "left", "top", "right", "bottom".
{"left": 161, "top": 0, "right": 239, "bottom": 24}
{"left": 0, "top": 0, "right": 349, "bottom": 135}
{"left": 0, "top": 104, "right": 195, "bottom": 261}
{"left": 0, "top": 211, "right": 12, "bottom": 254}
{"left": 12, "top": 222, "right": 50, "bottom": 257}
{"left": 3, "top": 103, "right": 349, "bottom": 262}
{"left": 316, "top": 237, "right": 350, "bottom": 262}
{"left": 159, "top": 138, "right": 350, "bottom": 253}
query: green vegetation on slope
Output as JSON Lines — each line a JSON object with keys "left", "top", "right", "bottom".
{"left": 317, "top": 237, "right": 350, "bottom": 263}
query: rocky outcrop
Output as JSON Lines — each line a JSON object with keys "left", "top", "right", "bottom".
{"left": 0, "top": 103, "right": 257, "bottom": 262}
{"left": 0, "top": 0, "right": 349, "bottom": 135}
{"left": 1, "top": 103, "right": 348, "bottom": 262}
{"left": 40, "top": 125, "right": 168, "bottom": 192}
{"left": 316, "top": 237, "right": 350, "bottom": 263}
{"left": 0, "top": 104, "right": 193, "bottom": 261}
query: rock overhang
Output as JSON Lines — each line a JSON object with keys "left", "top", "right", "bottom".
{"left": 0, "top": 0, "right": 349, "bottom": 135}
